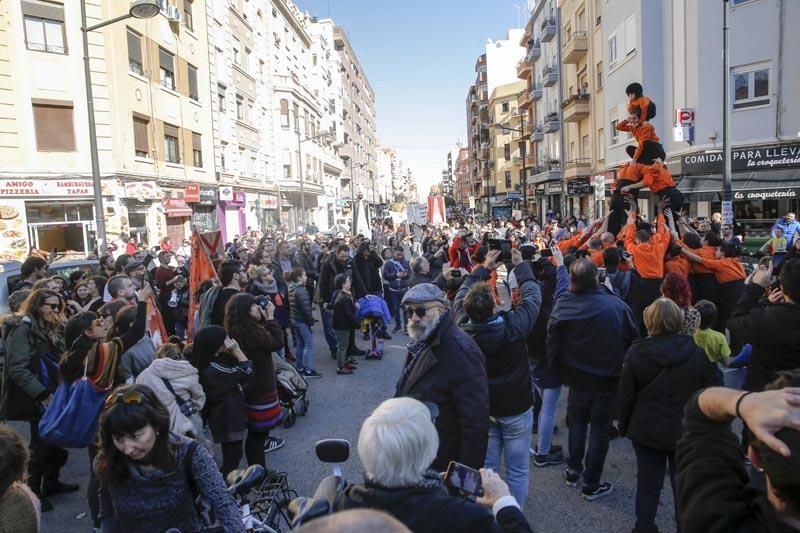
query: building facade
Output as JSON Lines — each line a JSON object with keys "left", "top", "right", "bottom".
{"left": 488, "top": 80, "right": 528, "bottom": 218}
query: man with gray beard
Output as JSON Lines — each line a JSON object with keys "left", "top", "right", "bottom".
{"left": 395, "top": 283, "right": 489, "bottom": 471}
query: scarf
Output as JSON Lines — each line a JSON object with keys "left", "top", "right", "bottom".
{"left": 251, "top": 279, "right": 278, "bottom": 295}
{"left": 365, "top": 469, "right": 448, "bottom": 494}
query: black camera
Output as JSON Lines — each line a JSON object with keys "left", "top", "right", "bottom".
{"left": 488, "top": 239, "right": 512, "bottom": 262}
{"left": 255, "top": 295, "right": 271, "bottom": 310}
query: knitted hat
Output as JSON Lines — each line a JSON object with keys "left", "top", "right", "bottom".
{"left": 191, "top": 325, "right": 228, "bottom": 372}
{"left": 401, "top": 283, "right": 447, "bottom": 305}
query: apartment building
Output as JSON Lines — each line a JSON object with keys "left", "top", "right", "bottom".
{"left": 334, "top": 26, "right": 378, "bottom": 213}
{"left": 377, "top": 146, "right": 404, "bottom": 207}
{"left": 454, "top": 147, "right": 472, "bottom": 208}
{"left": 0, "top": 0, "right": 214, "bottom": 259}
{"left": 602, "top": 0, "right": 800, "bottom": 230}
{"left": 488, "top": 80, "right": 528, "bottom": 218}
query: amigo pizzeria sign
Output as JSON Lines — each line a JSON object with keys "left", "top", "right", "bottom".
{"left": 682, "top": 143, "right": 800, "bottom": 174}
{"left": 0, "top": 179, "right": 94, "bottom": 197}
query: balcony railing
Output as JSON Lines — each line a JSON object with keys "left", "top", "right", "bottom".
{"left": 517, "top": 58, "right": 532, "bottom": 79}
{"left": 561, "top": 92, "right": 590, "bottom": 122}
{"left": 541, "top": 17, "right": 556, "bottom": 42}
{"left": 530, "top": 85, "right": 543, "bottom": 101}
{"left": 543, "top": 65, "right": 559, "bottom": 87}
{"left": 563, "top": 31, "right": 588, "bottom": 64}
{"left": 531, "top": 126, "right": 544, "bottom": 142}
{"left": 527, "top": 39, "right": 541, "bottom": 61}
{"left": 543, "top": 112, "right": 560, "bottom": 132}
{"left": 517, "top": 90, "right": 532, "bottom": 110}
{"left": 564, "top": 158, "right": 592, "bottom": 179}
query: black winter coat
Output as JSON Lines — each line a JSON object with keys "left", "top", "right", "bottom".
{"left": 201, "top": 357, "right": 253, "bottom": 443}
{"left": 318, "top": 256, "right": 349, "bottom": 304}
{"left": 332, "top": 290, "right": 357, "bottom": 331}
{"left": 351, "top": 252, "right": 383, "bottom": 299}
{"left": 394, "top": 311, "right": 489, "bottom": 471}
{"left": 618, "top": 333, "right": 718, "bottom": 452}
{"left": 528, "top": 259, "right": 560, "bottom": 388}
{"left": 288, "top": 282, "right": 314, "bottom": 324}
{"left": 336, "top": 481, "right": 533, "bottom": 533}
{"left": 727, "top": 283, "right": 800, "bottom": 392}
{"left": 455, "top": 263, "right": 541, "bottom": 417}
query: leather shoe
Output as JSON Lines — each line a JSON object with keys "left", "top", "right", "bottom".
{"left": 42, "top": 481, "right": 80, "bottom": 496}
{"left": 348, "top": 348, "right": 366, "bottom": 356}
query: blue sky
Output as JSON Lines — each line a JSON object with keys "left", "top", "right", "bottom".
{"left": 295, "top": 0, "right": 526, "bottom": 197}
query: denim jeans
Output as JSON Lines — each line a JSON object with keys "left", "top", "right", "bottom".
{"left": 484, "top": 408, "right": 534, "bottom": 509}
{"left": 386, "top": 289, "right": 406, "bottom": 330}
{"left": 566, "top": 388, "right": 616, "bottom": 489}
{"left": 534, "top": 385, "right": 562, "bottom": 455}
{"left": 291, "top": 319, "right": 314, "bottom": 371}
{"left": 633, "top": 441, "right": 678, "bottom": 533}
{"left": 319, "top": 304, "right": 337, "bottom": 351}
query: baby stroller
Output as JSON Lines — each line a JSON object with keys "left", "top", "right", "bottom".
{"left": 273, "top": 353, "right": 309, "bottom": 428}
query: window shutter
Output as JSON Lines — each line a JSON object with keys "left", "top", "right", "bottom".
{"left": 21, "top": 0, "right": 64, "bottom": 21}
{"left": 133, "top": 117, "right": 148, "bottom": 153}
{"left": 192, "top": 132, "right": 201, "bottom": 150}
{"left": 32, "top": 102, "right": 74, "bottom": 151}
{"left": 280, "top": 99, "right": 289, "bottom": 115}
{"left": 164, "top": 123, "right": 179, "bottom": 138}
{"left": 188, "top": 65, "right": 198, "bottom": 97}
{"left": 127, "top": 30, "right": 142, "bottom": 64}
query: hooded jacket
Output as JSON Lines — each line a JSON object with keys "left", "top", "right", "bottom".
{"left": 454, "top": 263, "right": 541, "bottom": 417}
{"left": 336, "top": 481, "right": 532, "bottom": 533}
{"left": 120, "top": 336, "right": 156, "bottom": 383}
{"left": 288, "top": 281, "right": 314, "bottom": 325}
{"left": 617, "top": 333, "right": 718, "bottom": 451}
{"left": 727, "top": 283, "right": 800, "bottom": 392}
{"left": 136, "top": 358, "right": 207, "bottom": 437}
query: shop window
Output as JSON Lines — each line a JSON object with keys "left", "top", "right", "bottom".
{"left": 280, "top": 99, "right": 289, "bottom": 128}
{"left": 164, "top": 123, "right": 180, "bottom": 163}
{"left": 159, "top": 48, "right": 175, "bottom": 90}
{"left": 184, "top": 0, "right": 193, "bottom": 31}
{"left": 192, "top": 132, "right": 202, "bottom": 167}
{"left": 733, "top": 66, "right": 770, "bottom": 109}
{"left": 133, "top": 115, "right": 149, "bottom": 158}
{"left": 22, "top": 1, "right": 66, "bottom": 54}
{"left": 188, "top": 64, "right": 199, "bottom": 101}
{"left": 127, "top": 29, "right": 143, "bottom": 75}
{"left": 32, "top": 100, "right": 75, "bottom": 151}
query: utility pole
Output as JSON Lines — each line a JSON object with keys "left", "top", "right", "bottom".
{"left": 722, "top": 0, "right": 733, "bottom": 225}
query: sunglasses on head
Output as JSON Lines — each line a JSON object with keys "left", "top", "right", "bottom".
{"left": 404, "top": 305, "right": 438, "bottom": 319}
{"left": 104, "top": 389, "right": 146, "bottom": 409}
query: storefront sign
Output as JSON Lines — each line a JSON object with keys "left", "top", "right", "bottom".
{"left": 162, "top": 198, "right": 192, "bottom": 217}
{"left": 184, "top": 183, "right": 200, "bottom": 203}
{"left": 124, "top": 181, "right": 161, "bottom": 199}
{"left": 218, "top": 186, "right": 233, "bottom": 202}
{"left": 0, "top": 179, "right": 94, "bottom": 197}
{"left": 546, "top": 182, "right": 562, "bottom": 194}
{"left": 734, "top": 189, "right": 797, "bottom": 200}
{"left": 199, "top": 187, "right": 216, "bottom": 206}
{"left": 682, "top": 143, "right": 800, "bottom": 174}
{"left": 567, "top": 179, "right": 591, "bottom": 196}
{"left": 0, "top": 198, "right": 29, "bottom": 261}
{"left": 260, "top": 195, "right": 278, "bottom": 209}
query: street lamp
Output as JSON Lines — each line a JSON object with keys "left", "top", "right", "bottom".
{"left": 494, "top": 114, "right": 529, "bottom": 214}
{"left": 296, "top": 130, "right": 332, "bottom": 229}
{"left": 81, "top": 0, "right": 160, "bottom": 254}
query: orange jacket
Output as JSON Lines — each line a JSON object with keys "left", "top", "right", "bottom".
{"left": 627, "top": 95, "right": 652, "bottom": 124}
{"left": 691, "top": 245, "right": 718, "bottom": 275}
{"left": 625, "top": 214, "right": 670, "bottom": 279}
{"left": 639, "top": 163, "right": 676, "bottom": 193}
{"left": 616, "top": 119, "right": 660, "bottom": 162}
{"left": 700, "top": 257, "right": 746, "bottom": 284}
{"left": 665, "top": 254, "right": 692, "bottom": 279}
{"left": 613, "top": 162, "right": 644, "bottom": 189}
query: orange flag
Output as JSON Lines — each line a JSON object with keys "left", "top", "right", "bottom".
{"left": 146, "top": 291, "right": 168, "bottom": 347}
{"left": 187, "top": 230, "right": 218, "bottom": 341}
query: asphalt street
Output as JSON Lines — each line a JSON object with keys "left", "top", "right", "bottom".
{"left": 16, "top": 302, "right": 678, "bottom": 533}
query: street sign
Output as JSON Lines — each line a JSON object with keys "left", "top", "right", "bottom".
{"left": 722, "top": 200, "right": 733, "bottom": 225}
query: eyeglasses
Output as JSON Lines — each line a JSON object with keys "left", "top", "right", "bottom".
{"left": 43, "top": 302, "right": 60, "bottom": 310}
{"left": 104, "top": 389, "right": 146, "bottom": 409}
{"left": 404, "top": 305, "right": 438, "bottom": 319}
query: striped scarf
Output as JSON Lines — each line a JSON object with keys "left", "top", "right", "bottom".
{"left": 397, "top": 339, "right": 428, "bottom": 392}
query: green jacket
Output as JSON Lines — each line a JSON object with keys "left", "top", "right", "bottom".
{"left": 0, "top": 314, "right": 65, "bottom": 421}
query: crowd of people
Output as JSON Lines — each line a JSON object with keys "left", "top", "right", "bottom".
{"left": 0, "top": 197, "right": 799, "bottom": 532}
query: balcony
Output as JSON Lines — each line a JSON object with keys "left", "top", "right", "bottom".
{"left": 564, "top": 158, "right": 592, "bottom": 179}
{"left": 530, "top": 165, "right": 561, "bottom": 185}
{"left": 530, "top": 85, "right": 543, "bottom": 101}
{"left": 517, "top": 58, "right": 531, "bottom": 79}
{"left": 531, "top": 126, "right": 544, "bottom": 142}
{"left": 563, "top": 31, "right": 588, "bottom": 64}
{"left": 480, "top": 143, "right": 490, "bottom": 160}
{"left": 540, "top": 17, "right": 557, "bottom": 42}
{"left": 543, "top": 65, "right": 559, "bottom": 87}
{"left": 543, "top": 112, "right": 560, "bottom": 132}
{"left": 524, "top": 155, "right": 536, "bottom": 167}
{"left": 522, "top": 121, "right": 532, "bottom": 138}
{"left": 527, "top": 39, "right": 541, "bottom": 61}
{"left": 517, "top": 90, "right": 532, "bottom": 110}
{"left": 561, "top": 92, "right": 590, "bottom": 122}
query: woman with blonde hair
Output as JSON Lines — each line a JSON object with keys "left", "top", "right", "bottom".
{"left": 617, "top": 297, "right": 718, "bottom": 533}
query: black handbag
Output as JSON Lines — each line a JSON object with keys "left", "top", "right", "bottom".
{"left": 161, "top": 377, "right": 197, "bottom": 418}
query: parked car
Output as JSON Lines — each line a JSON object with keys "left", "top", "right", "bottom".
{"left": 0, "top": 258, "right": 100, "bottom": 314}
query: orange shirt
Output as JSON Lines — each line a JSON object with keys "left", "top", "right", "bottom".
{"left": 590, "top": 250, "right": 605, "bottom": 267}
{"left": 700, "top": 257, "right": 746, "bottom": 284}
{"left": 691, "top": 246, "right": 718, "bottom": 275}
{"left": 664, "top": 255, "right": 692, "bottom": 279}
{"left": 628, "top": 95, "right": 652, "bottom": 124}
{"left": 639, "top": 163, "right": 676, "bottom": 193}
{"left": 625, "top": 214, "right": 670, "bottom": 279}
{"left": 616, "top": 120, "right": 660, "bottom": 162}
{"left": 613, "top": 162, "right": 644, "bottom": 189}
{"left": 557, "top": 233, "right": 583, "bottom": 254}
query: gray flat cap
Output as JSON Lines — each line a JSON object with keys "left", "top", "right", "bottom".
{"left": 402, "top": 283, "right": 447, "bottom": 305}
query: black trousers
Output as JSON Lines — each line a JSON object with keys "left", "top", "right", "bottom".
{"left": 632, "top": 441, "right": 678, "bottom": 533}
{"left": 566, "top": 388, "right": 616, "bottom": 489}
{"left": 28, "top": 420, "right": 69, "bottom": 492}
{"left": 608, "top": 180, "right": 639, "bottom": 238}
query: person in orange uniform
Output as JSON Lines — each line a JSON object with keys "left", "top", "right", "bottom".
{"left": 679, "top": 242, "right": 746, "bottom": 339}
{"left": 680, "top": 226, "right": 724, "bottom": 309}
{"left": 620, "top": 162, "right": 686, "bottom": 219}
{"left": 625, "top": 201, "right": 672, "bottom": 335}
{"left": 615, "top": 116, "right": 665, "bottom": 165}
{"left": 608, "top": 146, "right": 644, "bottom": 237}
{"left": 625, "top": 82, "right": 654, "bottom": 125}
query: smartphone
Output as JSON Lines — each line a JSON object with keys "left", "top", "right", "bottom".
{"left": 488, "top": 239, "right": 512, "bottom": 262}
{"left": 598, "top": 267, "right": 607, "bottom": 282}
{"left": 539, "top": 248, "right": 553, "bottom": 258}
{"left": 444, "top": 461, "right": 484, "bottom": 497}
{"left": 451, "top": 270, "right": 462, "bottom": 278}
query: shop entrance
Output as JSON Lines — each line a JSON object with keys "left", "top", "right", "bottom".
{"left": 26, "top": 202, "right": 95, "bottom": 255}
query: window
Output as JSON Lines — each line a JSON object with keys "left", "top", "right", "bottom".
{"left": 504, "top": 143, "right": 511, "bottom": 160}
{"left": 280, "top": 99, "right": 289, "bottom": 128}
{"left": 184, "top": 0, "right": 194, "bottom": 31}
{"left": 596, "top": 62, "right": 603, "bottom": 89}
{"left": 624, "top": 15, "right": 637, "bottom": 55}
{"left": 610, "top": 120, "right": 619, "bottom": 144}
{"left": 733, "top": 66, "right": 770, "bottom": 109}
{"left": 32, "top": 101, "right": 75, "bottom": 151}
{"left": 127, "top": 30, "right": 143, "bottom": 75}
{"left": 597, "top": 128, "right": 605, "bottom": 160}
{"left": 244, "top": 47, "right": 252, "bottom": 73}
{"left": 233, "top": 37, "right": 241, "bottom": 65}
{"left": 236, "top": 95, "right": 244, "bottom": 120}
{"left": 217, "top": 84, "right": 226, "bottom": 111}
{"left": 164, "top": 124, "right": 180, "bottom": 163}
{"left": 192, "top": 132, "right": 202, "bottom": 167}
{"left": 187, "top": 64, "right": 199, "bottom": 101}
{"left": 283, "top": 149, "right": 292, "bottom": 178}
{"left": 312, "top": 54, "right": 317, "bottom": 66}
{"left": 502, "top": 102, "right": 509, "bottom": 113}
{"left": 505, "top": 171, "right": 512, "bottom": 188}
{"left": 304, "top": 109, "right": 310, "bottom": 136}
{"left": 293, "top": 103, "right": 300, "bottom": 132}
{"left": 608, "top": 34, "right": 618, "bottom": 65}
{"left": 133, "top": 116, "right": 149, "bottom": 158}
{"left": 159, "top": 48, "right": 175, "bottom": 90}
{"left": 22, "top": 1, "right": 66, "bottom": 54}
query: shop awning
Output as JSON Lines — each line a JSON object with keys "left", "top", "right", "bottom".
{"left": 677, "top": 168, "right": 799, "bottom": 201}
{"left": 163, "top": 198, "right": 192, "bottom": 217}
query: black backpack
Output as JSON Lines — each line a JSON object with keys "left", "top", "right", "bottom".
{"left": 646, "top": 101, "right": 657, "bottom": 120}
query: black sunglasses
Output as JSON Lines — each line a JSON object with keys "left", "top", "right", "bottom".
{"left": 404, "top": 305, "right": 438, "bottom": 319}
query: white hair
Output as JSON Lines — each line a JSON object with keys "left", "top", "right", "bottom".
{"left": 357, "top": 397, "right": 438, "bottom": 488}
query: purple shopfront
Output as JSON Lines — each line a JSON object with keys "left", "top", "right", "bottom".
{"left": 218, "top": 188, "right": 246, "bottom": 244}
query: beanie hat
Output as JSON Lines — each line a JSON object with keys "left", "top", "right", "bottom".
{"left": 191, "top": 325, "right": 228, "bottom": 373}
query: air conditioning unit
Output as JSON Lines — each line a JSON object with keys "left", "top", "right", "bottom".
{"left": 167, "top": 5, "right": 181, "bottom": 22}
